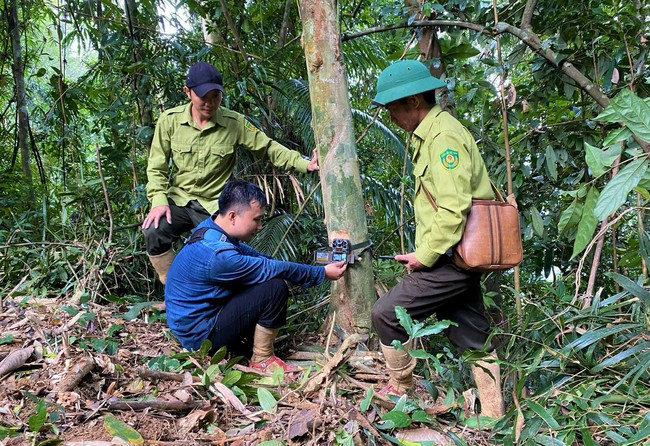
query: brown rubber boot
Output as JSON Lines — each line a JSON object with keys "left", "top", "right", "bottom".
{"left": 249, "top": 325, "right": 300, "bottom": 374}
{"left": 470, "top": 352, "right": 505, "bottom": 418}
{"left": 379, "top": 339, "right": 416, "bottom": 395}
{"left": 148, "top": 249, "right": 175, "bottom": 285}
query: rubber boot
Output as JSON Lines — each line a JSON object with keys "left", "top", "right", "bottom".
{"left": 470, "top": 352, "right": 505, "bottom": 418}
{"left": 249, "top": 325, "right": 300, "bottom": 373}
{"left": 380, "top": 339, "right": 416, "bottom": 395}
{"left": 148, "top": 249, "right": 175, "bottom": 285}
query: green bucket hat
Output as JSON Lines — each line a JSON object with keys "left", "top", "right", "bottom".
{"left": 372, "top": 60, "right": 446, "bottom": 107}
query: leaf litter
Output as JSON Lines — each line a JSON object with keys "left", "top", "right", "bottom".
{"left": 0, "top": 296, "right": 495, "bottom": 446}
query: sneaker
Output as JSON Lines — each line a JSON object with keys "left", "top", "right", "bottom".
{"left": 249, "top": 355, "right": 301, "bottom": 374}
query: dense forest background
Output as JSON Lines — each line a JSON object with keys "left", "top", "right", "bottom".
{"left": 0, "top": 0, "right": 649, "bottom": 444}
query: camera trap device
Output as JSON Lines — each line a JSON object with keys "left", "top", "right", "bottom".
{"left": 314, "top": 238, "right": 364, "bottom": 265}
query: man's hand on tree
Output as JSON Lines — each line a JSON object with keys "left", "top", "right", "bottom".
{"left": 142, "top": 205, "right": 172, "bottom": 229}
{"left": 307, "top": 149, "right": 319, "bottom": 172}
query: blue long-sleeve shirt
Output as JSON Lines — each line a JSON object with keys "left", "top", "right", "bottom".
{"left": 165, "top": 217, "right": 326, "bottom": 351}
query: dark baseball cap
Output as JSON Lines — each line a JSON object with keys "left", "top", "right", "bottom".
{"left": 185, "top": 62, "right": 224, "bottom": 98}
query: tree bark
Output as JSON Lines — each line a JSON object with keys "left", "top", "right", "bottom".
{"left": 298, "top": 0, "right": 375, "bottom": 336}
{"left": 7, "top": 0, "right": 34, "bottom": 195}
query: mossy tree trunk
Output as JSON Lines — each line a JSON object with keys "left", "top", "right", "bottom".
{"left": 7, "top": 0, "right": 33, "bottom": 198}
{"left": 298, "top": 0, "right": 375, "bottom": 337}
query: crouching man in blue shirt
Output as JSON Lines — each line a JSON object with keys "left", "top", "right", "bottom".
{"left": 165, "top": 179, "right": 347, "bottom": 373}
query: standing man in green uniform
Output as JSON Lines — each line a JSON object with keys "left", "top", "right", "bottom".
{"left": 370, "top": 60, "right": 505, "bottom": 419}
{"left": 142, "top": 62, "right": 319, "bottom": 284}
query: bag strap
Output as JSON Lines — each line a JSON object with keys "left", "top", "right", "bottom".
{"left": 489, "top": 179, "right": 505, "bottom": 202}
{"left": 420, "top": 182, "right": 439, "bottom": 211}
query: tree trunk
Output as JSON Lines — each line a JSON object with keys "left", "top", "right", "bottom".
{"left": 298, "top": 0, "right": 375, "bottom": 337}
{"left": 7, "top": 0, "right": 34, "bottom": 195}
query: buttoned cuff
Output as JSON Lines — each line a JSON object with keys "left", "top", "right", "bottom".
{"left": 296, "top": 158, "right": 310, "bottom": 173}
{"left": 151, "top": 194, "right": 170, "bottom": 208}
{"left": 414, "top": 247, "right": 441, "bottom": 268}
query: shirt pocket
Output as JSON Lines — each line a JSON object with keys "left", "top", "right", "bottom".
{"left": 206, "top": 144, "right": 235, "bottom": 173}
{"left": 170, "top": 140, "right": 195, "bottom": 172}
{"left": 210, "top": 144, "right": 235, "bottom": 158}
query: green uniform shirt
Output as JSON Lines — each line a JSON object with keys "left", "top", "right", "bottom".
{"left": 412, "top": 106, "right": 494, "bottom": 267}
{"left": 146, "top": 103, "right": 310, "bottom": 214}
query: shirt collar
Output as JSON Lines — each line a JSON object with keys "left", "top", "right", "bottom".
{"left": 412, "top": 105, "right": 444, "bottom": 158}
{"left": 180, "top": 103, "right": 224, "bottom": 129}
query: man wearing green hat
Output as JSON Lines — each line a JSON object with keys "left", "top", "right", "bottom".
{"left": 370, "top": 60, "right": 504, "bottom": 419}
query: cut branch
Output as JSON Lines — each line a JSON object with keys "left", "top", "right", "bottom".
{"left": 104, "top": 399, "right": 210, "bottom": 411}
{"left": 54, "top": 356, "right": 95, "bottom": 392}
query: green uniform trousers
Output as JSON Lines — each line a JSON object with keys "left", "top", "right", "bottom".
{"left": 371, "top": 255, "right": 491, "bottom": 353}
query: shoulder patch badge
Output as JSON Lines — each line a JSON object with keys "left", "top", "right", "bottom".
{"left": 244, "top": 119, "right": 259, "bottom": 133}
{"left": 440, "top": 148, "right": 459, "bottom": 170}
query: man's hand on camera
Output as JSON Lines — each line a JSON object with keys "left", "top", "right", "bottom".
{"left": 324, "top": 261, "right": 347, "bottom": 280}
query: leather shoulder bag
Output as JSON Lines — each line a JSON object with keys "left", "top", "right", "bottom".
{"left": 420, "top": 181, "right": 523, "bottom": 272}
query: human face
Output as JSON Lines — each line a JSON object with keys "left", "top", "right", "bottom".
{"left": 384, "top": 97, "right": 422, "bottom": 132}
{"left": 185, "top": 87, "right": 222, "bottom": 122}
{"left": 232, "top": 200, "right": 265, "bottom": 243}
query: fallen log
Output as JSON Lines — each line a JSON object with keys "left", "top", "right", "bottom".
{"left": 138, "top": 367, "right": 201, "bottom": 383}
{"left": 54, "top": 356, "right": 95, "bottom": 392}
{"left": 103, "top": 398, "right": 210, "bottom": 411}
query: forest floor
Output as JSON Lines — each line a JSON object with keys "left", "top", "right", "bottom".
{"left": 0, "top": 296, "right": 496, "bottom": 446}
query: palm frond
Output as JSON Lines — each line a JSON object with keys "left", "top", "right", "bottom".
{"left": 352, "top": 108, "right": 408, "bottom": 164}
{"left": 251, "top": 212, "right": 302, "bottom": 261}
{"left": 272, "top": 78, "right": 315, "bottom": 151}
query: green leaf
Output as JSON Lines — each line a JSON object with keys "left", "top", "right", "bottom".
{"left": 443, "top": 42, "right": 479, "bottom": 59}
{"left": 605, "top": 272, "right": 650, "bottom": 305}
{"left": 603, "top": 126, "right": 632, "bottom": 147}
{"left": 558, "top": 198, "right": 583, "bottom": 235}
{"left": 561, "top": 324, "right": 638, "bottom": 354}
{"left": 411, "top": 409, "right": 436, "bottom": 424}
{"left": 589, "top": 341, "right": 650, "bottom": 373}
{"left": 360, "top": 387, "right": 373, "bottom": 412}
{"left": 531, "top": 206, "right": 545, "bottom": 237}
{"left": 640, "top": 231, "right": 650, "bottom": 267}
{"left": 121, "top": 302, "right": 154, "bottom": 321}
{"left": 545, "top": 146, "right": 558, "bottom": 181}
{"left": 585, "top": 142, "right": 621, "bottom": 178}
{"left": 526, "top": 399, "right": 561, "bottom": 430}
{"left": 594, "top": 158, "right": 649, "bottom": 220}
{"left": 394, "top": 306, "right": 414, "bottom": 335}
{"left": 534, "top": 434, "right": 567, "bottom": 446}
{"left": 0, "top": 334, "right": 13, "bottom": 345}
{"left": 103, "top": 415, "right": 144, "bottom": 445}
{"left": 204, "top": 364, "right": 221, "bottom": 383}
{"left": 379, "top": 410, "right": 411, "bottom": 429}
{"left": 221, "top": 370, "right": 242, "bottom": 387}
{"left": 28, "top": 399, "right": 47, "bottom": 432}
{"left": 0, "top": 425, "right": 21, "bottom": 439}
{"left": 579, "top": 428, "right": 599, "bottom": 446}
{"left": 211, "top": 346, "right": 228, "bottom": 364}
{"left": 571, "top": 186, "right": 599, "bottom": 259}
{"left": 258, "top": 441, "right": 285, "bottom": 446}
{"left": 412, "top": 320, "right": 454, "bottom": 338}
{"left": 609, "top": 89, "right": 650, "bottom": 143}
{"left": 409, "top": 349, "right": 436, "bottom": 359}
{"left": 257, "top": 388, "right": 277, "bottom": 414}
